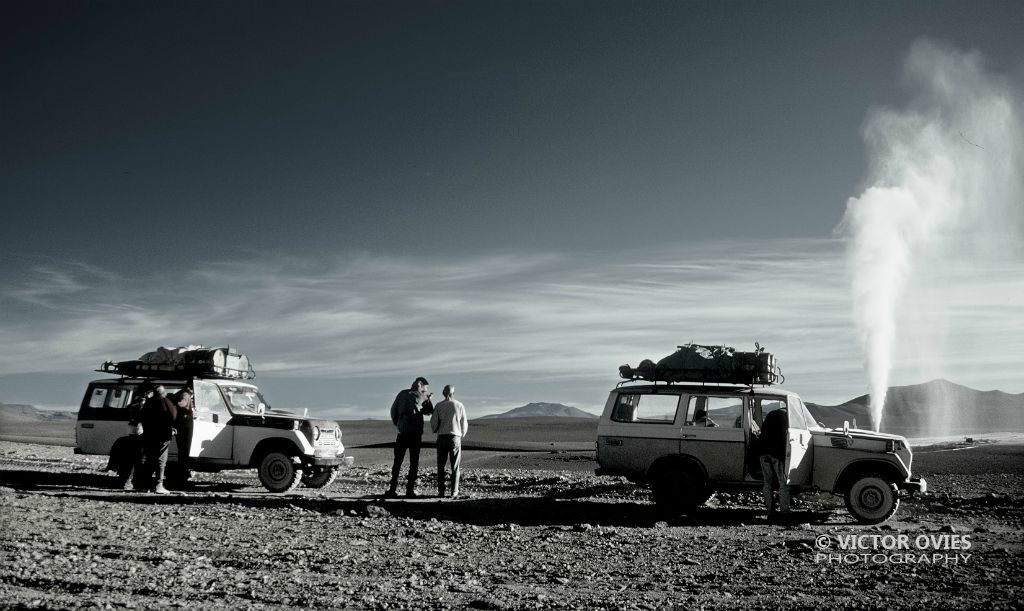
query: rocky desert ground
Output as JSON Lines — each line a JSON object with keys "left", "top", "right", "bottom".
{"left": 1, "top": 431, "right": 1023, "bottom": 610}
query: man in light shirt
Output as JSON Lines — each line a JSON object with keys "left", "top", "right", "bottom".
{"left": 430, "top": 384, "right": 469, "bottom": 498}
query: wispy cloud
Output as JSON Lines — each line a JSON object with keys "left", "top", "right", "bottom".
{"left": 1, "top": 238, "right": 1020, "bottom": 412}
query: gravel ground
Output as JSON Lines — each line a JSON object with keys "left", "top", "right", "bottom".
{"left": 1, "top": 440, "right": 1022, "bottom": 610}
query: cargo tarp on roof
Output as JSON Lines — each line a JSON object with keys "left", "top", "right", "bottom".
{"left": 619, "top": 343, "right": 781, "bottom": 385}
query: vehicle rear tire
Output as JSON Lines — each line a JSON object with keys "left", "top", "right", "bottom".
{"left": 651, "top": 468, "right": 709, "bottom": 518}
{"left": 258, "top": 451, "right": 303, "bottom": 493}
{"left": 845, "top": 474, "right": 899, "bottom": 524}
{"left": 302, "top": 466, "right": 340, "bottom": 489}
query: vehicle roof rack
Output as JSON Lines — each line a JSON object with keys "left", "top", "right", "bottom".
{"left": 97, "top": 345, "right": 256, "bottom": 380}
{"left": 97, "top": 358, "right": 255, "bottom": 381}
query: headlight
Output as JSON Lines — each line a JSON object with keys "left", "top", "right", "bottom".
{"left": 313, "top": 426, "right": 321, "bottom": 442}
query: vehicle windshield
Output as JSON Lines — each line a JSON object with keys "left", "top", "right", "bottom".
{"left": 221, "top": 384, "right": 271, "bottom": 413}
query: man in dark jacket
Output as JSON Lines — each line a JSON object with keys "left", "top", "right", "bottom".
{"left": 116, "top": 382, "right": 153, "bottom": 490}
{"left": 141, "top": 385, "right": 177, "bottom": 494}
{"left": 172, "top": 387, "right": 195, "bottom": 484}
{"left": 757, "top": 407, "right": 790, "bottom": 516}
{"left": 385, "top": 377, "right": 433, "bottom": 498}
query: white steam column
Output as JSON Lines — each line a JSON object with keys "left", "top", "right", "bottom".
{"left": 842, "top": 40, "right": 1023, "bottom": 432}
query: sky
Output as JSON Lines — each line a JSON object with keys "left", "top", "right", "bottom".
{"left": 2, "top": 1, "right": 1023, "bottom": 419}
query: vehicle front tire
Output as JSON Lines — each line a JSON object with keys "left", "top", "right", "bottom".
{"left": 845, "top": 474, "right": 899, "bottom": 524}
{"left": 651, "top": 469, "right": 710, "bottom": 518}
{"left": 302, "top": 466, "right": 340, "bottom": 489}
{"left": 258, "top": 451, "right": 303, "bottom": 493}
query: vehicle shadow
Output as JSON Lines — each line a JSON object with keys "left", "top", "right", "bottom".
{"left": 1, "top": 467, "right": 843, "bottom": 527}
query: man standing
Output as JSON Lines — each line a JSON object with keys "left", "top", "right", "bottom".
{"left": 386, "top": 377, "right": 433, "bottom": 498}
{"left": 141, "top": 385, "right": 177, "bottom": 494}
{"left": 430, "top": 385, "right": 469, "bottom": 498}
{"left": 172, "top": 387, "right": 195, "bottom": 484}
{"left": 757, "top": 406, "right": 790, "bottom": 518}
{"left": 117, "top": 382, "right": 153, "bottom": 491}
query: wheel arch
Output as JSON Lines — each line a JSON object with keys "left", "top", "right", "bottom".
{"left": 646, "top": 454, "right": 708, "bottom": 484}
{"left": 249, "top": 438, "right": 303, "bottom": 468}
{"left": 834, "top": 459, "right": 905, "bottom": 494}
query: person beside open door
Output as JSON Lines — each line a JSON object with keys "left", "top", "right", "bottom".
{"left": 757, "top": 406, "right": 790, "bottom": 519}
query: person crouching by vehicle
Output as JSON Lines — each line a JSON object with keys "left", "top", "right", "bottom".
{"left": 141, "top": 385, "right": 177, "bottom": 494}
{"left": 386, "top": 377, "right": 433, "bottom": 498}
{"left": 430, "top": 385, "right": 468, "bottom": 498}
{"left": 172, "top": 387, "right": 195, "bottom": 484}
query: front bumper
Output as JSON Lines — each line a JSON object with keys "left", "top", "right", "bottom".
{"left": 306, "top": 455, "right": 355, "bottom": 468}
{"left": 899, "top": 476, "right": 927, "bottom": 495}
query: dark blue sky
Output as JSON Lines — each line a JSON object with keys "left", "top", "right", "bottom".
{"left": 2, "top": 2, "right": 1022, "bottom": 417}
{"left": 5, "top": 1, "right": 1021, "bottom": 270}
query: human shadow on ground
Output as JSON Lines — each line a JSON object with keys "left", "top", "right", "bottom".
{"left": 0, "top": 469, "right": 249, "bottom": 494}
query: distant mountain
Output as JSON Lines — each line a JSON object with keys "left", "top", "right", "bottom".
{"left": 806, "top": 379, "right": 1024, "bottom": 436}
{"left": 0, "top": 402, "right": 76, "bottom": 422}
{"left": 477, "top": 402, "right": 598, "bottom": 420}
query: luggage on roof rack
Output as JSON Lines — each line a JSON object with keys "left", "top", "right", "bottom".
{"left": 618, "top": 342, "right": 782, "bottom": 385}
{"left": 99, "top": 345, "right": 255, "bottom": 380}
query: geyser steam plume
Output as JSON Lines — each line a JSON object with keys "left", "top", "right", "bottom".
{"left": 842, "top": 40, "right": 1023, "bottom": 432}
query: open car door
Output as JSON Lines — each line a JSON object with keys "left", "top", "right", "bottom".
{"left": 785, "top": 399, "right": 813, "bottom": 486}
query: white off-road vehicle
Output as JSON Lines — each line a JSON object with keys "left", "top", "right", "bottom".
{"left": 75, "top": 348, "right": 354, "bottom": 492}
{"left": 595, "top": 382, "right": 927, "bottom": 523}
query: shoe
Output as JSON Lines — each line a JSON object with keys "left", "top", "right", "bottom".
{"left": 383, "top": 489, "right": 398, "bottom": 498}
{"left": 153, "top": 484, "right": 170, "bottom": 495}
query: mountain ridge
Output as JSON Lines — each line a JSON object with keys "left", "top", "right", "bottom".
{"left": 805, "top": 378, "right": 1024, "bottom": 436}
{"left": 477, "top": 402, "right": 597, "bottom": 420}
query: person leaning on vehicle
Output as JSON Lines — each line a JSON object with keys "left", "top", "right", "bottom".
{"left": 141, "top": 385, "right": 177, "bottom": 494}
{"left": 757, "top": 406, "right": 790, "bottom": 518}
{"left": 385, "top": 376, "right": 434, "bottom": 498}
{"left": 430, "top": 384, "right": 468, "bottom": 498}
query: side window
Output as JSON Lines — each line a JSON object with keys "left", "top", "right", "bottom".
{"left": 685, "top": 396, "right": 743, "bottom": 427}
{"left": 194, "top": 381, "right": 228, "bottom": 412}
{"left": 85, "top": 386, "right": 132, "bottom": 409}
{"left": 790, "top": 397, "right": 821, "bottom": 430}
{"left": 787, "top": 398, "right": 807, "bottom": 429}
{"left": 611, "top": 393, "right": 680, "bottom": 423}
{"left": 88, "top": 387, "right": 108, "bottom": 408}
{"left": 106, "top": 387, "right": 130, "bottom": 409}
{"left": 611, "top": 394, "right": 639, "bottom": 422}
{"left": 751, "top": 398, "right": 787, "bottom": 430}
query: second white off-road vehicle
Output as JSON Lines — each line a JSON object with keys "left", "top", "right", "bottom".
{"left": 596, "top": 382, "right": 927, "bottom": 523}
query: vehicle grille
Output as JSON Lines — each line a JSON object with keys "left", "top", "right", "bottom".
{"left": 307, "top": 420, "right": 342, "bottom": 453}
{"left": 316, "top": 427, "right": 340, "bottom": 448}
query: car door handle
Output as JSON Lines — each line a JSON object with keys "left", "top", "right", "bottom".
{"left": 680, "top": 434, "right": 696, "bottom": 438}
{"left": 81, "top": 423, "right": 94, "bottom": 429}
